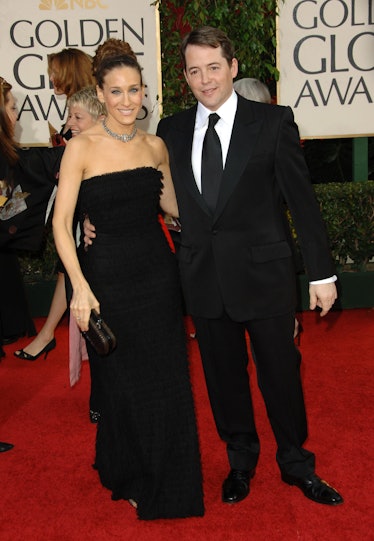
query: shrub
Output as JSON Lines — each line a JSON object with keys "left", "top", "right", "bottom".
{"left": 314, "top": 181, "right": 374, "bottom": 271}
{"left": 288, "top": 181, "right": 374, "bottom": 272}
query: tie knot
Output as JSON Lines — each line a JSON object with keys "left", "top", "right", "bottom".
{"left": 208, "top": 113, "right": 220, "bottom": 128}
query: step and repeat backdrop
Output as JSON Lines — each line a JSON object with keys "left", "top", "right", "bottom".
{"left": 277, "top": 0, "right": 373, "bottom": 138}
{"left": 1, "top": 0, "right": 372, "bottom": 143}
{"left": 0, "top": 0, "right": 161, "bottom": 145}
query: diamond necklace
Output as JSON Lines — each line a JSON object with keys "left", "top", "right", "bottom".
{"left": 102, "top": 118, "right": 137, "bottom": 143}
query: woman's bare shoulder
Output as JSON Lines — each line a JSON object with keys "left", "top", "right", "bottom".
{"left": 138, "top": 129, "right": 165, "bottom": 148}
{"left": 65, "top": 127, "right": 104, "bottom": 151}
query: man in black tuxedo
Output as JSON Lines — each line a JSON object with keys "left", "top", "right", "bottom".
{"left": 156, "top": 26, "right": 343, "bottom": 506}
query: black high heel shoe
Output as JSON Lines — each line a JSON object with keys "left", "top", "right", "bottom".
{"left": 14, "top": 338, "right": 56, "bottom": 361}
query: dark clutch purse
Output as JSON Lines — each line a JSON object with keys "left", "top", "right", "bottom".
{"left": 82, "top": 309, "right": 117, "bottom": 356}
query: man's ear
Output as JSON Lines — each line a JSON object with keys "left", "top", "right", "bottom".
{"left": 231, "top": 58, "right": 239, "bottom": 79}
{"left": 183, "top": 69, "right": 189, "bottom": 86}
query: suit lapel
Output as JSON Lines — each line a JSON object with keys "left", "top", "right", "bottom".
{"left": 214, "top": 98, "right": 263, "bottom": 220}
{"left": 171, "top": 98, "right": 264, "bottom": 220}
{"left": 171, "top": 106, "right": 211, "bottom": 215}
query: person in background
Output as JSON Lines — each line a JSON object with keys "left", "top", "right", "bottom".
{"left": 48, "top": 48, "right": 96, "bottom": 144}
{"left": 0, "top": 77, "right": 62, "bottom": 351}
{"left": 14, "top": 87, "right": 104, "bottom": 361}
{"left": 53, "top": 38, "right": 204, "bottom": 520}
{"left": 0, "top": 78, "right": 35, "bottom": 345}
{"left": 155, "top": 26, "right": 343, "bottom": 507}
{"left": 15, "top": 86, "right": 105, "bottom": 425}
{"left": 14, "top": 47, "right": 97, "bottom": 361}
{"left": 48, "top": 48, "right": 94, "bottom": 102}
{"left": 233, "top": 77, "right": 271, "bottom": 104}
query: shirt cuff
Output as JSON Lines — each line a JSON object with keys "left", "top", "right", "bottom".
{"left": 309, "top": 275, "right": 337, "bottom": 285}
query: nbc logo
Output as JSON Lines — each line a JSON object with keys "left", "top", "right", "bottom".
{"left": 39, "top": 0, "right": 108, "bottom": 9}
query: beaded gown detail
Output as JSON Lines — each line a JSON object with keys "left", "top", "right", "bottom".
{"left": 77, "top": 167, "right": 204, "bottom": 520}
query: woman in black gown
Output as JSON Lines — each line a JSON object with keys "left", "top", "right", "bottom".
{"left": 53, "top": 40, "right": 204, "bottom": 520}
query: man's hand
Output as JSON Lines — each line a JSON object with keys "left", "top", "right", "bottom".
{"left": 309, "top": 282, "right": 337, "bottom": 317}
{"left": 83, "top": 215, "right": 96, "bottom": 249}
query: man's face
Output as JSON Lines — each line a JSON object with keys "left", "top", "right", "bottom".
{"left": 184, "top": 44, "right": 238, "bottom": 111}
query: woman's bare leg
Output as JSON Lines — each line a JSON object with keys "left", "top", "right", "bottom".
{"left": 14, "top": 272, "right": 67, "bottom": 356}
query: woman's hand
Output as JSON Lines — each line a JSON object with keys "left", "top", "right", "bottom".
{"left": 70, "top": 284, "right": 100, "bottom": 332}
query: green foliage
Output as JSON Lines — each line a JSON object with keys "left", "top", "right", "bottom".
{"left": 314, "top": 181, "right": 374, "bottom": 271}
{"left": 154, "top": 0, "right": 278, "bottom": 116}
{"left": 19, "top": 181, "right": 374, "bottom": 282}
{"left": 18, "top": 224, "right": 57, "bottom": 283}
{"left": 288, "top": 181, "right": 374, "bottom": 272}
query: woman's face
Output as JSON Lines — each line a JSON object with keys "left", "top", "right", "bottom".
{"left": 49, "top": 60, "right": 64, "bottom": 95}
{"left": 65, "top": 104, "right": 97, "bottom": 136}
{"left": 5, "top": 91, "right": 18, "bottom": 128}
{"left": 97, "top": 65, "right": 143, "bottom": 130}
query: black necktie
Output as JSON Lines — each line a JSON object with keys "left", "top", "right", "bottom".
{"left": 201, "top": 113, "right": 223, "bottom": 212}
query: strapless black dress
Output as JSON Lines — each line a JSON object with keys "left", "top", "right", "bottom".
{"left": 77, "top": 168, "right": 204, "bottom": 520}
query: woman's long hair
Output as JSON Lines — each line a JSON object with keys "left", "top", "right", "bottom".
{"left": 0, "top": 77, "right": 18, "bottom": 166}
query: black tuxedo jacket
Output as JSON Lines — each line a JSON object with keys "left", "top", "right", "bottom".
{"left": 157, "top": 95, "right": 335, "bottom": 321}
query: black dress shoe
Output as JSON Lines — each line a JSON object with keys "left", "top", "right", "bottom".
{"left": 222, "top": 469, "right": 255, "bottom": 504}
{"left": 0, "top": 441, "right": 14, "bottom": 453}
{"left": 281, "top": 472, "right": 343, "bottom": 505}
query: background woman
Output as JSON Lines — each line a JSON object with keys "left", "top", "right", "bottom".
{"left": 15, "top": 48, "right": 97, "bottom": 362}
{"left": 53, "top": 39, "right": 204, "bottom": 520}
{"left": 15, "top": 86, "right": 105, "bottom": 425}
{"left": 48, "top": 48, "right": 94, "bottom": 101}
{"left": 0, "top": 77, "right": 61, "bottom": 351}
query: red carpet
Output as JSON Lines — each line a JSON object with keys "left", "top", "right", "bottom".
{"left": 0, "top": 309, "right": 373, "bottom": 540}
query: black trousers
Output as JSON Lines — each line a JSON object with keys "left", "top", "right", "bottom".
{"left": 193, "top": 310, "right": 315, "bottom": 477}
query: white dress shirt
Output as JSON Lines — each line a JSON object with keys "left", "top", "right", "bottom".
{"left": 192, "top": 91, "right": 237, "bottom": 192}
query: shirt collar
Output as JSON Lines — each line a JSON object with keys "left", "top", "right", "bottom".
{"left": 196, "top": 90, "right": 238, "bottom": 128}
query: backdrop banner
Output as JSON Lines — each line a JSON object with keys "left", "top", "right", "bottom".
{"left": 277, "top": 0, "right": 374, "bottom": 138}
{"left": 0, "top": 0, "right": 161, "bottom": 145}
